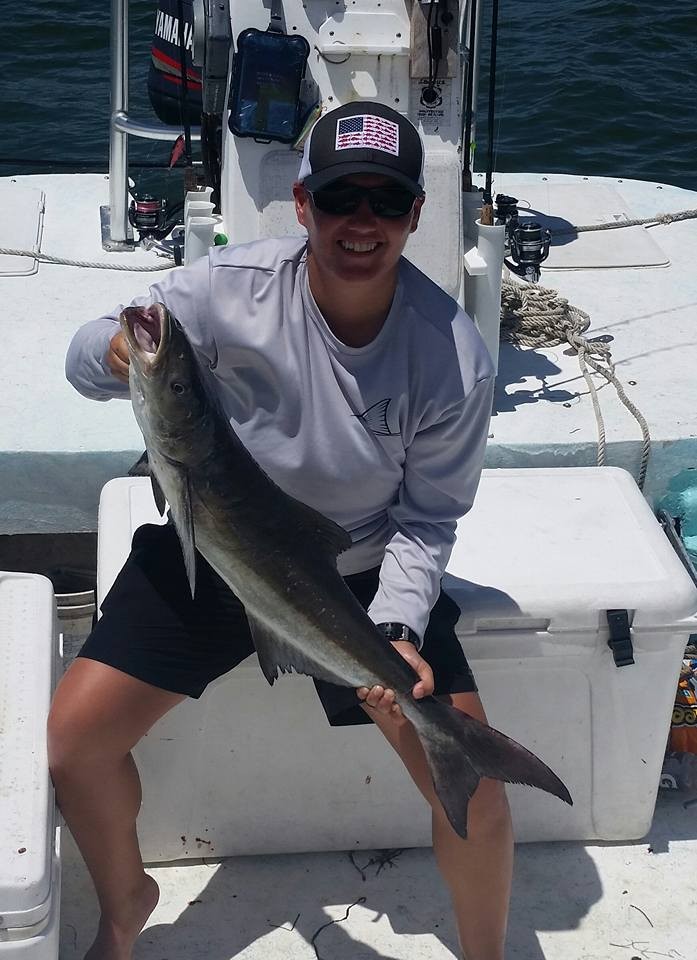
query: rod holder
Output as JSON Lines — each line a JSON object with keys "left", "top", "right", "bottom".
{"left": 463, "top": 217, "right": 505, "bottom": 372}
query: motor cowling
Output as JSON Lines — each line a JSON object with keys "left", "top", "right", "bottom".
{"left": 148, "top": 0, "right": 203, "bottom": 125}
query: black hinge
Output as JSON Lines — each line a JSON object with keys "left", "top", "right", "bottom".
{"left": 606, "top": 609, "right": 635, "bottom": 667}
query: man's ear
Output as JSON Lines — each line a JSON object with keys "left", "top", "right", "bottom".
{"left": 409, "top": 195, "right": 425, "bottom": 234}
{"left": 292, "top": 182, "right": 309, "bottom": 228}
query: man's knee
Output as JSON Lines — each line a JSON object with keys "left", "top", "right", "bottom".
{"left": 433, "top": 777, "right": 511, "bottom": 838}
{"left": 46, "top": 693, "right": 111, "bottom": 775}
{"left": 465, "top": 778, "right": 511, "bottom": 838}
{"left": 47, "top": 659, "right": 182, "bottom": 775}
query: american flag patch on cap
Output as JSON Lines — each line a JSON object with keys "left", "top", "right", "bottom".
{"left": 335, "top": 114, "right": 399, "bottom": 156}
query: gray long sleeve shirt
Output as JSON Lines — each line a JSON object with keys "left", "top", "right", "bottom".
{"left": 66, "top": 237, "right": 494, "bottom": 640}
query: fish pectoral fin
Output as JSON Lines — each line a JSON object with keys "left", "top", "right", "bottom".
{"left": 247, "top": 616, "right": 342, "bottom": 687}
{"left": 127, "top": 450, "right": 150, "bottom": 478}
{"left": 167, "top": 468, "right": 197, "bottom": 597}
{"left": 131, "top": 449, "right": 166, "bottom": 516}
{"left": 149, "top": 471, "right": 167, "bottom": 516}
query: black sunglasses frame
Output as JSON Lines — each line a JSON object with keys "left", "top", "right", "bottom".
{"left": 308, "top": 183, "right": 419, "bottom": 219}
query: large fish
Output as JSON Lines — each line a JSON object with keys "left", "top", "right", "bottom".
{"left": 120, "top": 302, "right": 572, "bottom": 837}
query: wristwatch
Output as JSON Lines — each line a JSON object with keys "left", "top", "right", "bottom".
{"left": 376, "top": 622, "right": 423, "bottom": 652}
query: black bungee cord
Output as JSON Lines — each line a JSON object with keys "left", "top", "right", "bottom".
{"left": 462, "top": 0, "right": 479, "bottom": 190}
{"left": 176, "top": 0, "right": 196, "bottom": 191}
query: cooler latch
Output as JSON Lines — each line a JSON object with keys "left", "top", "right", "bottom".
{"left": 606, "top": 609, "right": 635, "bottom": 667}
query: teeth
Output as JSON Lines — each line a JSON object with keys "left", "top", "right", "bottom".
{"left": 341, "top": 241, "right": 378, "bottom": 252}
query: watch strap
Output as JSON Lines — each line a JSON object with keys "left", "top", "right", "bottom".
{"left": 376, "top": 621, "right": 423, "bottom": 652}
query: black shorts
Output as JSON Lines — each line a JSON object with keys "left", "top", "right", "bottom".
{"left": 78, "top": 523, "right": 477, "bottom": 726}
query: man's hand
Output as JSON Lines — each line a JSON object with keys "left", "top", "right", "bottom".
{"left": 356, "top": 640, "right": 434, "bottom": 720}
{"left": 107, "top": 330, "right": 130, "bottom": 384}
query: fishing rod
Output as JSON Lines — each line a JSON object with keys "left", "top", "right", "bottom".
{"left": 481, "top": 0, "right": 499, "bottom": 224}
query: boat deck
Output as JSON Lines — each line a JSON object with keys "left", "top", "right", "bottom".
{"left": 1, "top": 171, "right": 697, "bottom": 537}
{"left": 56, "top": 608, "right": 697, "bottom": 960}
{"left": 4, "top": 168, "right": 696, "bottom": 958}
{"left": 472, "top": 172, "right": 697, "bottom": 504}
{"left": 59, "top": 789, "right": 695, "bottom": 960}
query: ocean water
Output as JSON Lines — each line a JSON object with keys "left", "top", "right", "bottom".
{"left": 1, "top": 0, "right": 695, "bottom": 190}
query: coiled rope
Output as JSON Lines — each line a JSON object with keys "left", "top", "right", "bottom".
{"left": 500, "top": 275, "right": 651, "bottom": 490}
{"left": 0, "top": 247, "right": 173, "bottom": 271}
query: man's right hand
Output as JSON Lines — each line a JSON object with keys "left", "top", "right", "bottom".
{"left": 107, "top": 330, "right": 130, "bottom": 384}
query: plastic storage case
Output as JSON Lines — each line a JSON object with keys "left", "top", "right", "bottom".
{"left": 0, "top": 573, "right": 60, "bottom": 958}
{"left": 96, "top": 467, "right": 697, "bottom": 857}
{"left": 227, "top": 28, "right": 310, "bottom": 142}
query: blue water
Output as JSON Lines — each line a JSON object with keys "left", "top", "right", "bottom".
{"left": 480, "top": 0, "right": 697, "bottom": 188}
{"left": 2, "top": 0, "right": 696, "bottom": 190}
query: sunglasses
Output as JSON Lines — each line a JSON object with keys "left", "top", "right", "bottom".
{"left": 309, "top": 183, "right": 418, "bottom": 219}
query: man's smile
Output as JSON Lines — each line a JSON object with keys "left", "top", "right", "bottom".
{"left": 339, "top": 240, "right": 381, "bottom": 254}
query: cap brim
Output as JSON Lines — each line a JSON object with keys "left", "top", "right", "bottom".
{"left": 301, "top": 162, "right": 424, "bottom": 196}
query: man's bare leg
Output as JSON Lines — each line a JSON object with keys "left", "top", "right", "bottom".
{"left": 365, "top": 691, "right": 514, "bottom": 960}
{"left": 48, "top": 659, "right": 186, "bottom": 960}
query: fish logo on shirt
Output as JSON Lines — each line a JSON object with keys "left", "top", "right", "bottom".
{"left": 355, "top": 399, "right": 396, "bottom": 436}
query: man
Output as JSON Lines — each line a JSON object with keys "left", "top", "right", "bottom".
{"left": 49, "top": 100, "right": 510, "bottom": 960}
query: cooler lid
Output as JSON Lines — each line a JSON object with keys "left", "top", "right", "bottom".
{"left": 444, "top": 468, "right": 697, "bottom": 634}
{"left": 0, "top": 573, "right": 57, "bottom": 929}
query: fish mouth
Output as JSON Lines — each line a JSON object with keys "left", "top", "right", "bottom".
{"left": 120, "top": 304, "right": 169, "bottom": 370}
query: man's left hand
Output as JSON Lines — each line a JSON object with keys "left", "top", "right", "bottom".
{"left": 356, "top": 641, "right": 434, "bottom": 719}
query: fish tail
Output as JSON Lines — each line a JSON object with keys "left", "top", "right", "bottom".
{"left": 403, "top": 696, "right": 572, "bottom": 839}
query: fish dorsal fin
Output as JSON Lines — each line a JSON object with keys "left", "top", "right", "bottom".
{"left": 247, "top": 614, "right": 344, "bottom": 687}
{"left": 166, "top": 468, "right": 197, "bottom": 596}
{"left": 290, "top": 499, "right": 353, "bottom": 559}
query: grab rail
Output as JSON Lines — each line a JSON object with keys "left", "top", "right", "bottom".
{"left": 105, "top": 0, "right": 200, "bottom": 249}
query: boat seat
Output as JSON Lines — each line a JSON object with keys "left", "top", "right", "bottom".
{"left": 0, "top": 573, "right": 60, "bottom": 957}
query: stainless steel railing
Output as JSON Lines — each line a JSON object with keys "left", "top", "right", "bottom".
{"left": 106, "top": 0, "right": 200, "bottom": 248}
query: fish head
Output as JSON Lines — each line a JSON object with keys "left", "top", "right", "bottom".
{"left": 120, "top": 303, "right": 212, "bottom": 466}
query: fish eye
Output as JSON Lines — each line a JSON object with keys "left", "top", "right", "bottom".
{"left": 170, "top": 381, "right": 188, "bottom": 395}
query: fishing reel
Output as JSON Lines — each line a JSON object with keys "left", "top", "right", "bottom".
{"left": 506, "top": 221, "right": 551, "bottom": 283}
{"left": 495, "top": 193, "right": 551, "bottom": 283}
{"left": 128, "top": 194, "right": 168, "bottom": 239}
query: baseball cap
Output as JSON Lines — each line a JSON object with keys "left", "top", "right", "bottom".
{"left": 298, "top": 100, "right": 425, "bottom": 196}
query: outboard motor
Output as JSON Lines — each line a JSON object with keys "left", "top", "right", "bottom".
{"left": 148, "top": 0, "right": 203, "bottom": 126}
{"left": 145, "top": 0, "right": 232, "bottom": 213}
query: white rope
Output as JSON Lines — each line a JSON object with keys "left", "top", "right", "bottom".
{"left": 0, "top": 247, "right": 174, "bottom": 271}
{"left": 500, "top": 275, "right": 651, "bottom": 490}
{"left": 552, "top": 207, "right": 697, "bottom": 235}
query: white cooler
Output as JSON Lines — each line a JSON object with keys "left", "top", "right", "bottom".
{"left": 0, "top": 573, "right": 60, "bottom": 958}
{"left": 443, "top": 467, "right": 697, "bottom": 841}
{"left": 96, "top": 466, "right": 697, "bottom": 858}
